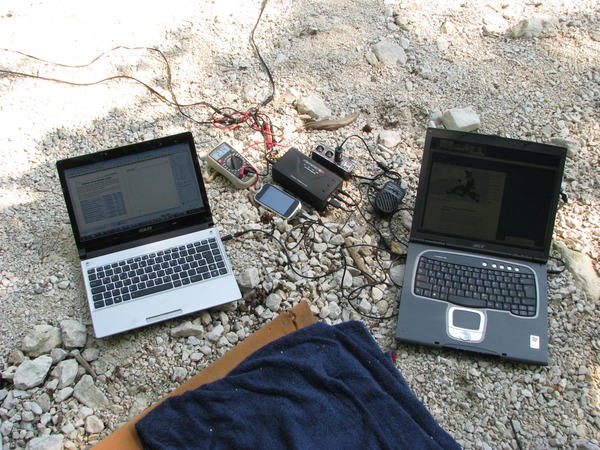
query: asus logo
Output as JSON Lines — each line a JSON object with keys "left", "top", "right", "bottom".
{"left": 139, "top": 226, "right": 153, "bottom": 233}
{"left": 473, "top": 243, "right": 486, "bottom": 249}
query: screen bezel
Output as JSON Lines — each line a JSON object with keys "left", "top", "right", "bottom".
{"left": 410, "top": 128, "right": 566, "bottom": 262}
{"left": 56, "top": 132, "right": 212, "bottom": 258}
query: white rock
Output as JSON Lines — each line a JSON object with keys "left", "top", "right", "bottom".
{"left": 53, "top": 387, "right": 74, "bottom": 402}
{"left": 237, "top": 267, "right": 260, "bottom": 293}
{"left": 511, "top": 14, "right": 559, "bottom": 38}
{"left": 550, "top": 137, "right": 580, "bottom": 158}
{"left": 377, "top": 130, "right": 402, "bottom": 148}
{"left": 22, "top": 325, "right": 62, "bottom": 357}
{"left": 171, "top": 321, "right": 204, "bottom": 338}
{"left": 60, "top": 320, "right": 87, "bottom": 349}
{"left": 358, "top": 299, "right": 372, "bottom": 314}
{"left": 51, "top": 359, "right": 79, "bottom": 388}
{"left": 442, "top": 107, "right": 481, "bottom": 132}
{"left": 25, "top": 434, "right": 64, "bottom": 450}
{"left": 372, "top": 41, "right": 407, "bottom": 66}
{"left": 73, "top": 375, "right": 109, "bottom": 409}
{"left": 265, "top": 293, "right": 283, "bottom": 311}
{"left": 85, "top": 415, "right": 105, "bottom": 434}
{"left": 206, "top": 324, "right": 225, "bottom": 342}
{"left": 295, "top": 94, "right": 332, "bottom": 120}
{"left": 435, "top": 36, "right": 449, "bottom": 52}
{"left": 49, "top": 348, "right": 68, "bottom": 365}
{"left": 81, "top": 348, "right": 100, "bottom": 362}
{"left": 13, "top": 355, "right": 53, "bottom": 390}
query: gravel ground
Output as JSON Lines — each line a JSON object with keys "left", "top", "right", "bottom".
{"left": 1, "top": 0, "right": 599, "bottom": 449}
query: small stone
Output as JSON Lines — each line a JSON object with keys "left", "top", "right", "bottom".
{"left": 265, "top": 293, "right": 282, "bottom": 311}
{"left": 50, "top": 348, "right": 68, "bottom": 365}
{"left": 206, "top": 324, "right": 224, "bottom": 342}
{"left": 237, "top": 268, "right": 260, "bottom": 293}
{"left": 57, "top": 280, "right": 70, "bottom": 289}
{"left": 550, "top": 137, "right": 581, "bottom": 158}
{"left": 85, "top": 415, "right": 105, "bottom": 434}
{"left": 81, "top": 348, "right": 100, "bottom": 362}
{"left": 435, "top": 36, "right": 449, "bottom": 52}
{"left": 54, "top": 387, "right": 74, "bottom": 403}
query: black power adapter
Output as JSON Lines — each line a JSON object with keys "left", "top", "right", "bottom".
{"left": 374, "top": 181, "right": 405, "bottom": 216}
{"left": 272, "top": 147, "right": 343, "bottom": 211}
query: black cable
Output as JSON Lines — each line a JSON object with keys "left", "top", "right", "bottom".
{"left": 251, "top": 0, "right": 275, "bottom": 108}
{"left": 337, "top": 134, "right": 390, "bottom": 172}
{"left": 0, "top": 0, "right": 276, "bottom": 123}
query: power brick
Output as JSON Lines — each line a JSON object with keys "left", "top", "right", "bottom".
{"left": 272, "top": 148, "right": 343, "bottom": 211}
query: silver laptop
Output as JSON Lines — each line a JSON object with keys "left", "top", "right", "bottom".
{"left": 56, "top": 132, "right": 241, "bottom": 338}
{"left": 395, "top": 128, "right": 566, "bottom": 365}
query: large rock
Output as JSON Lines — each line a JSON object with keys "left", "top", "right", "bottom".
{"left": 60, "top": 319, "right": 87, "bottom": 349}
{"left": 442, "top": 107, "right": 481, "bottom": 132}
{"left": 50, "top": 359, "right": 79, "bottom": 388}
{"left": 73, "top": 375, "right": 109, "bottom": 409}
{"left": 295, "top": 94, "right": 332, "bottom": 120}
{"left": 511, "top": 14, "right": 559, "bottom": 38}
{"left": 372, "top": 41, "right": 407, "bottom": 66}
{"left": 555, "top": 241, "right": 600, "bottom": 302}
{"left": 21, "top": 325, "right": 62, "bottom": 357}
{"left": 13, "top": 356, "right": 53, "bottom": 390}
{"left": 170, "top": 321, "right": 204, "bottom": 338}
{"left": 25, "top": 435, "right": 64, "bottom": 450}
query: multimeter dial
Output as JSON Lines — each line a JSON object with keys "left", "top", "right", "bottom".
{"left": 205, "top": 142, "right": 258, "bottom": 189}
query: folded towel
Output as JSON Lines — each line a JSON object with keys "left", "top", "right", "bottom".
{"left": 136, "top": 321, "right": 460, "bottom": 450}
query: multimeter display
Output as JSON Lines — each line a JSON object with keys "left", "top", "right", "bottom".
{"left": 211, "top": 144, "right": 230, "bottom": 160}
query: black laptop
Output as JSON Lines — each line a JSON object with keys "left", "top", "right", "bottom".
{"left": 395, "top": 128, "right": 566, "bottom": 365}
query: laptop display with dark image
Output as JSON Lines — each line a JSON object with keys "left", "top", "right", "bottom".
{"left": 395, "top": 128, "right": 566, "bottom": 365}
{"left": 57, "top": 132, "right": 241, "bottom": 338}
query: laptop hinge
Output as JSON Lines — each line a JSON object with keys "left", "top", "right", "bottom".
{"left": 78, "top": 249, "right": 87, "bottom": 260}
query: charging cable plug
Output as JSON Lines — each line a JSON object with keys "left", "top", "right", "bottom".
{"left": 328, "top": 199, "right": 343, "bottom": 209}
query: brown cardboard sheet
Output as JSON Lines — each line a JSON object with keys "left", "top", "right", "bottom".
{"left": 93, "top": 301, "right": 316, "bottom": 449}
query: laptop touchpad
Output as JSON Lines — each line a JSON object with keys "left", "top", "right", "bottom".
{"left": 447, "top": 307, "right": 486, "bottom": 343}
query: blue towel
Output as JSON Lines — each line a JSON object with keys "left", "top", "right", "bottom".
{"left": 136, "top": 321, "right": 460, "bottom": 449}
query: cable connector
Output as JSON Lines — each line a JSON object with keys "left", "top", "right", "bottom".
{"left": 328, "top": 199, "right": 343, "bottom": 209}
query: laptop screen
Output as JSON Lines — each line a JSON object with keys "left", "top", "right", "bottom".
{"left": 57, "top": 132, "right": 212, "bottom": 257}
{"left": 412, "top": 129, "right": 566, "bottom": 261}
{"left": 63, "top": 143, "right": 204, "bottom": 242}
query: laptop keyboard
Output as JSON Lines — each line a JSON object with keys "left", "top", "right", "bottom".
{"left": 414, "top": 256, "right": 537, "bottom": 317}
{"left": 87, "top": 237, "right": 229, "bottom": 310}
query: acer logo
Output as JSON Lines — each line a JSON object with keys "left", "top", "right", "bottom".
{"left": 139, "top": 226, "right": 153, "bottom": 233}
{"left": 473, "top": 243, "right": 485, "bottom": 249}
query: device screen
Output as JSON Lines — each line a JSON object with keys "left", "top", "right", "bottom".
{"left": 255, "top": 184, "right": 300, "bottom": 218}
